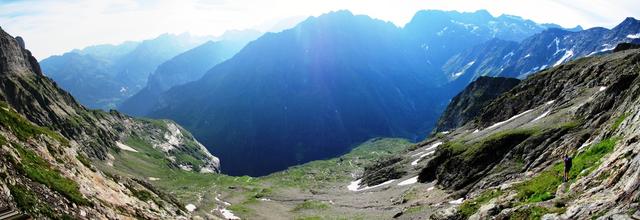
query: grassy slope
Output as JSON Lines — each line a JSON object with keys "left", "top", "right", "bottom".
{"left": 98, "top": 137, "right": 412, "bottom": 218}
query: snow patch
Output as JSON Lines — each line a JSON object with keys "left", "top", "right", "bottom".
{"left": 553, "top": 50, "right": 574, "bottom": 67}
{"left": 485, "top": 109, "right": 534, "bottom": 130}
{"left": 258, "top": 198, "right": 271, "bottom": 201}
{"left": 524, "top": 53, "right": 531, "bottom": 58}
{"left": 348, "top": 179, "right": 396, "bottom": 191}
{"left": 412, "top": 142, "right": 441, "bottom": 157}
{"left": 411, "top": 151, "right": 426, "bottom": 157}
{"left": 116, "top": 142, "right": 138, "bottom": 152}
{"left": 545, "top": 100, "right": 556, "bottom": 105}
{"left": 347, "top": 179, "right": 362, "bottom": 191}
{"left": 425, "top": 142, "right": 443, "bottom": 151}
{"left": 148, "top": 177, "right": 160, "bottom": 181}
{"left": 627, "top": 33, "right": 640, "bottom": 39}
{"left": 220, "top": 208, "right": 240, "bottom": 220}
{"left": 472, "top": 129, "right": 479, "bottom": 134}
{"left": 503, "top": 52, "right": 514, "bottom": 60}
{"left": 397, "top": 176, "right": 419, "bottom": 186}
{"left": 436, "top": 27, "right": 448, "bottom": 36}
{"left": 532, "top": 110, "right": 551, "bottom": 122}
{"left": 451, "top": 61, "right": 475, "bottom": 79}
{"left": 411, "top": 151, "right": 434, "bottom": 166}
{"left": 599, "top": 86, "right": 607, "bottom": 92}
{"left": 185, "top": 204, "right": 196, "bottom": 212}
{"left": 215, "top": 196, "right": 231, "bottom": 206}
{"left": 441, "top": 131, "right": 450, "bottom": 135}
{"left": 547, "top": 37, "right": 559, "bottom": 49}
{"left": 448, "top": 198, "right": 464, "bottom": 205}
{"left": 589, "top": 44, "right": 616, "bottom": 56}
{"left": 578, "top": 140, "right": 593, "bottom": 151}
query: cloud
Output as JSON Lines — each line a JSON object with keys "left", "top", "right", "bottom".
{"left": 0, "top": 0, "right": 638, "bottom": 60}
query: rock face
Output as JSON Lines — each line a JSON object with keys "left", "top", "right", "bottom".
{"left": 422, "top": 47, "right": 640, "bottom": 219}
{"left": 445, "top": 17, "right": 640, "bottom": 83}
{"left": 0, "top": 27, "right": 218, "bottom": 219}
{"left": 435, "top": 76, "right": 520, "bottom": 132}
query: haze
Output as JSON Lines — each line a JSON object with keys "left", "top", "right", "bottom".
{"left": 1, "top": 0, "right": 639, "bottom": 60}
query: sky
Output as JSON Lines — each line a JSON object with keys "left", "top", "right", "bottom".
{"left": 0, "top": 0, "right": 639, "bottom": 60}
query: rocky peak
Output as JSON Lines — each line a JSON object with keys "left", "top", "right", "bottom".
{"left": 0, "top": 30, "right": 42, "bottom": 77}
{"left": 14, "top": 36, "right": 25, "bottom": 49}
{"left": 613, "top": 17, "right": 640, "bottom": 30}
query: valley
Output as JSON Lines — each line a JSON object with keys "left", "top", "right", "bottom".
{"left": 0, "top": 4, "right": 639, "bottom": 220}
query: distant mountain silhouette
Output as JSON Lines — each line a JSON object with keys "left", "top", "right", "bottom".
{"left": 40, "top": 33, "right": 214, "bottom": 109}
{"left": 119, "top": 30, "right": 261, "bottom": 116}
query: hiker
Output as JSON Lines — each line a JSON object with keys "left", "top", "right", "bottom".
{"left": 563, "top": 154, "right": 573, "bottom": 182}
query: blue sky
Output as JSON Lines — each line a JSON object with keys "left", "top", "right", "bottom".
{"left": 1, "top": 0, "right": 639, "bottom": 60}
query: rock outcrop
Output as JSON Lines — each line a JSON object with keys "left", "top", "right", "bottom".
{"left": 435, "top": 76, "right": 520, "bottom": 132}
{"left": 422, "top": 47, "right": 640, "bottom": 219}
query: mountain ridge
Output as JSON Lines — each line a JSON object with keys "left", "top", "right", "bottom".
{"left": 0, "top": 27, "right": 220, "bottom": 219}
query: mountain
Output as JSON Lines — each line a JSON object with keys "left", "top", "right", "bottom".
{"left": 140, "top": 10, "right": 566, "bottom": 176}
{"left": 417, "top": 46, "right": 640, "bottom": 219}
{"left": 148, "top": 11, "right": 445, "bottom": 176}
{"left": 0, "top": 28, "right": 219, "bottom": 218}
{"left": 434, "top": 76, "right": 520, "bottom": 132}
{"left": 445, "top": 17, "right": 640, "bottom": 86}
{"left": 40, "top": 33, "right": 213, "bottom": 110}
{"left": 118, "top": 30, "right": 261, "bottom": 116}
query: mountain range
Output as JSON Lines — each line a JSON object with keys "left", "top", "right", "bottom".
{"left": 444, "top": 17, "right": 640, "bottom": 87}
{"left": 2, "top": 8, "right": 640, "bottom": 219}
{"left": 142, "top": 10, "right": 575, "bottom": 176}
{"left": 39, "top": 31, "right": 260, "bottom": 110}
{"left": 37, "top": 10, "right": 640, "bottom": 177}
